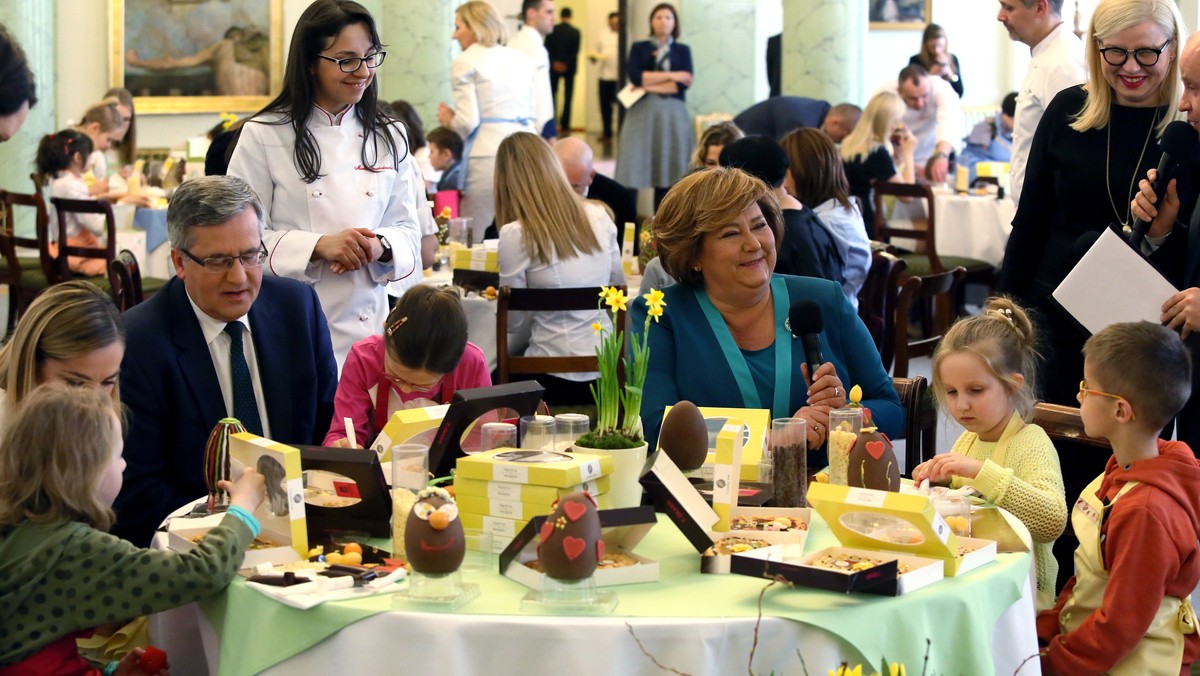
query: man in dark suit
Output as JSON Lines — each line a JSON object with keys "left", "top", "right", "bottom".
{"left": 1129, "top": 31, "right": 1200, "bottom": 455}
{"left": 113, "top": 176, "right": 337, "bottom": 546}
{"left": 554, "top": 137, "right": 638, "bottom": 251}
{"left": 545, "top": 7, "right": 581, "bottom": 132}
{"left": 733, "top": 96, "right": 833, "bottom": 142}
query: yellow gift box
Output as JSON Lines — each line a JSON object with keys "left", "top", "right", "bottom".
{"left": 452, "top": 246, "right": 499, "bottom": 273}
{"left": 456, "top": 494, "right": 557, "bottom": 521}
{"left": 975, "top": 161, "right": 1010, "bottom": 178}
{"left": 455, "top": 447, "right": 613, "bottom": 487}
{"left": 370, "top": 404, "right": 449, "bottom": 462}
{"left": 807, "top": 483, "right": 996, "bottom": 576}
{"left": 453, "top": 475, "right": 610, "bottom": 503}
{"left": 657, "top": 405, "right": 769, "bottom": 482}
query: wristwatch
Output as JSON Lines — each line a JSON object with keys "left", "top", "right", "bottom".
{"left": 378, "top": 235, "right": 393, "bottom": 263}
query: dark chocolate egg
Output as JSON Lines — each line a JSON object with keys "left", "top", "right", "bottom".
{"left": 404, "top": 488, "right": 466, "bottom": 575}
{"left": 659, "top": 401, "right": 709, "bottom": 471}
{"left": 537, "top": 492, "right": 602, "bottom": 581}
{"left": 846, "top": 427, "right": 900, "bottom": 492}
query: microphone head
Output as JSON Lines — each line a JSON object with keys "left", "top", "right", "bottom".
{"left": 1160, "top": 120, "right": 1200, "bottom": 158}
{"left": 788, "top": 300, "right": 823, "bottom": 337}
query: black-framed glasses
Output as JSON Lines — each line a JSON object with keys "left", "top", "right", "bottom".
{"left": 1098, "top": 39, "right": 1172, "bottom": 67}
{"left": 316, "top": 51, "right": 386, "bottom": 73}
{"left": 179, "top": 244, "right": 268, "bottom": 273}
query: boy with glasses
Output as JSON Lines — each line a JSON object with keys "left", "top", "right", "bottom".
{"left": 1037, "top": 321, "right": 1200, "bottom": 674}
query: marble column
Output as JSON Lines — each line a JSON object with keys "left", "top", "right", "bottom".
{"left": 677, "top": 0, "right": 759, "bottom": 118}
{"left": 781, "top": 0, "right": 865, "bottom": 104}
{"left": 377, "top": 3, "right": 455, "bottom": 134}
{"left": 0, "top": 0, "right": 55, "bottom": 203}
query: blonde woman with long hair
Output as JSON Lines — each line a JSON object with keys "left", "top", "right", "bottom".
{"left": 495, "top": 132, "right": 624, "bottom": 404}
{"left": 839, "top": 90, "right": 916, "bottom": 237}
{"left": 1000, "top": 0, "right": 1189, "bottom": 409}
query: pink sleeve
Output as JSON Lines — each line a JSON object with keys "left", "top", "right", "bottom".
{"left": 323, "top": 340, "right": 381, "bottom": 446}
{"left": 450, "top": 342, "right": 492, "bottom": 392}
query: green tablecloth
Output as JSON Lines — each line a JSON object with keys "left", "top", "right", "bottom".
{"left": 201, "top": 511, "right": 1031, "bottom": 674}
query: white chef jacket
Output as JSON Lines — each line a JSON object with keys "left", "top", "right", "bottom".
{"left": 1010, "top": 21, "right": 1086, "bottom": 206}
{"left": 879, "top": 76, "right": 963, "bottom": 167}
{"left": 595, "top": 29, "right": 618, "bottom": 82}
{"left": 449, "top": 43, "right": 536, "bottom": 157}
{"left": 227, "top": 105, "right": 422, "bottom": 370}
{"left": 498, "top": 201, "right": 625, "bottom": 382}
{"left": 508, "top": 25, "right": 555, "bottom": 134}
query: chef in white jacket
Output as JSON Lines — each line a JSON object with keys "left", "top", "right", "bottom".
{"left": 229, "top": 1, "right": 420, "bottom": 370}
{"left": 508, "top": 0, "right": 556, "bottom": 138}
{"left": 438, "top": 1, "right": 536, "bottom": 229}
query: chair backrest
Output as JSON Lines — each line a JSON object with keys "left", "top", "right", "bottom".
{"left": 872, "top": 181, "right": 943, "bottom": 274}
{"left": 892, "top": 266, "right": 966, "bottom": 378}
{"left": 496, "top": 285, "right": 626, "bottom": 383}
{"left": 892, "top": 375, "right": 932, "bottom": 475}
{"left": 857, "top": 249, "right": 908, "bottom": 371}
{"left": 1030, "top": 402, "right": 1110, "bottom": 449}
{"left": 48, "top": 197, "right": 118, "bottom": 282}
{"left": 108, "top": 249, "right": 144, "bottom": 311}
{"left": 2, "top": 190, "right": 56, "bottom": 279}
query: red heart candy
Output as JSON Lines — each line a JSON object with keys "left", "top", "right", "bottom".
{"left": 562, "top": 500, "right": 587, "bottom": 522}
{"left": 562, "top": 536, "right": 586, "bottom": 561}
{"left": 866, "top": 440, "right": 886, "bottom": 460}
{"left": 539, "top": 521, "right": 554, "bottom": 544}
{"left": 596, "top": 539, "right": 606, "bottom": 561}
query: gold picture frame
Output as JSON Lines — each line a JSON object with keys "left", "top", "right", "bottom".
{"left": 110, "top": 0, "right": 284, "bottom": 114}
{"left": 869, "top": 0, "right": 933, "bottom": 31}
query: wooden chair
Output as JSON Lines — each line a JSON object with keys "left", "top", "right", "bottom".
{"left": 857, "top": 249, "right": 908, "bottom": 372}
{"left": 496, "top": 286, "right": 626, "bottom": 407}
{"left": 108, "top": 249, "right": 143, "bottom": 311}
{"left": 893, "top": 375, "right": 934, "bottom": 476}
{"left": 872, "top": 180, "right": 996, "bottom": 310}
{"left": 48, "top": 197, "right": 116, "bottom": 290}
{"left": 891, "top": 266, "right": 966, "bottom": 378}
{"left": 2, "top": 190, "right": 57, "bottom": 318}
{"left": 1031, "top": 401, "right": 1112, "bottom": 594}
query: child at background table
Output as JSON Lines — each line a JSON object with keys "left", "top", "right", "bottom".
{"left": 36, "top": 130, "right": 110, "bottom": 276}
{"left": 912, "top": 297, "right": 1066, "bottom": 610}
{"left": 325, "top": 284, "right": 490, "bottom": 447}
{"left": 0, "top": 384, "right": 266, "bottom": 674}
{"left": 1037, "top": 322, "right": 1200, "bottom": 675}
{"left": 427, "top": 126, "right": 464, "bottom": 193}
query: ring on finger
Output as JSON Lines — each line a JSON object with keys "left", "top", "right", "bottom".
{"left": 834, "top": 387, "right": 840, "bottom": 398}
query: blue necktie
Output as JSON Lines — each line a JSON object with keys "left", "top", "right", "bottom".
{"left": 224, "top": 322, "right": 263, "bottom": 436}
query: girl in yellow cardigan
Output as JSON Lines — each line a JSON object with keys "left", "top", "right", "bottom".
{"left": 912, "top": 297, "right": 1067, "bottom": 609}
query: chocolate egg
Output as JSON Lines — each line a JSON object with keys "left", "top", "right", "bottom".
{"left": 404, "top": 487, "right": 466, "bottom": 575}
{"left": 537, "top": 492, "right": 602, "bottom": 581}
{"left": 846, "top": 427, "right": 900, "bottom": 492}
{"left": 659, "top": 401, "right": 708, "bottom": 471}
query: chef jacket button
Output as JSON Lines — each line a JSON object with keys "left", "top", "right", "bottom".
{"left": 366, "top": 191, "right": 374, "bottom": 197}
{"left": 312, "top": 191, "right": 322, "bottom": 198}
{"left": 359, "top": 312, "right": 369, "bottom": 321}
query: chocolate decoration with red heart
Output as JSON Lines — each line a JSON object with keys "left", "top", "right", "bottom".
{"left": 538, "top": 492, "right": 602, "bottom": 580}
{"left": 847, "top": 426, "right": 900, "bottom": 492}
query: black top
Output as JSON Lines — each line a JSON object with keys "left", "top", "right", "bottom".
{"left": 842, "top": 145, "right": 897, "bottom": 239}
{"left": 776, "top": 206, "right": 846, "bottom": 286}
{"left": 589, "top": 173, "right": 638, "bottom": 251}
{"left": 907, "top": 53, "right": 963, "bottom": 98}
{"left": 545, "top": 22, "right": 581, "bottom": 74}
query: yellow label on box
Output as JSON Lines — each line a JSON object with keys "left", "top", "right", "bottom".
{"left": 975, "top": 161, "right": 1010, "bottom": 178}
{"left": 456, "top": 494, "right": 556, "bottom": 521}
{"left": 807, "top": 483, "right": 960, "bottom": 562}
{"left": 452, "top": 247, "right": 499, "bottom": 272}
{"left": 711, "top": 419, "right": 744, "bottom": 532}
{"left": 230, "top": 432, "right": 308, "bottom": 559}
{"left": 455, "top": 448, "right": 613, "bottom": 487}
{"left": 658, "top": 405, "right": 769, "bottom": 482}
{"left": 371, "top": 404, "right": 449, "bottom": 461}
{"left": 453, "top": 476, "right": 610, "bottom": 503}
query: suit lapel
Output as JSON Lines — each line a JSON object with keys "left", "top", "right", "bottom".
{"left": 168, "top": 279, "right": 226, "bottom": 433}
{"left": 249, "top": 280, "right": 292, "bottom": 440}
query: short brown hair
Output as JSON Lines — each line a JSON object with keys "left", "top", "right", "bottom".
{"left": 427, "top": 126, "right": 463, "bottom": 161}
{"left": 648, "top": 3, "right": 680, "bottom": 39}
{"left": 653, "top": 167, "right": 782, "bottom": 287}
{"left": 0, "top": 384, "right": 121, "bottom": 530}
{"left": 780, "top": 127, "right": 853, "bottom": 211}
{"left": 1083, "top": 322, "right": 1192, "bottom": 432}
{"left": 692, "top": 121, "right": 743, "bottom": 169}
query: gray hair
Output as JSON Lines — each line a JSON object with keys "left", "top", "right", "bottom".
{"left": 167, "top": 175, "right": 265, "bottom": 250}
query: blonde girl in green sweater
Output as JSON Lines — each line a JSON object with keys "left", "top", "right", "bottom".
{"left": 912, "top": 296, "right": 1067, "bottom": 610}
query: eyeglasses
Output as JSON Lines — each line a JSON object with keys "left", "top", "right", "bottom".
{"left": 316, "top": 51, "right": 386, "bottom": 73}
{"left": 179, "top": 244, "right": 268, "bottom": 273}
{"left": 1098, "top": 39, "right": 1172, "bottom": 67}
{"left": 1079, "top": 380, "right": 1137, "bottom": 421}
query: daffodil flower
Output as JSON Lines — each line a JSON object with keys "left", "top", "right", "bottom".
{"left": 605, "top": 289, "right": 628, "bottom": 313}
{"left": 643, "top": 288, "right": 665, "bottom": 308}
{"left": 647, "top": 306, "right": 663, "bottom": 321}
{"left": 592, "top": 321, "right": 603, "bottom": 335}
{"left": 888, "top": 664, "right": 905, "bottom": 676}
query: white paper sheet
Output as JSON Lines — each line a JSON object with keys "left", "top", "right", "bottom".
{"left": 1051, "top": 227, "right": 1178, "bottom": 335}
{"left": 617, "top": 83, "right": 645, "bottom": 109}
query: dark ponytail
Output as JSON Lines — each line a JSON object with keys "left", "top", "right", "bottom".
{"left": 35, "top": 129, "right": 93, "bottom": 179}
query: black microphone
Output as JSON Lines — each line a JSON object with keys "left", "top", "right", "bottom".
{"left": 788, "top": 300, "right": 824, "bottom": 384}
{"left": 1129, "top": 120, "right": 1200, "bottom": 249}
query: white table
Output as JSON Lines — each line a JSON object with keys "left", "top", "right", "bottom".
{"left": 888, "top": 189, "right": 1016, "bottom": 268}
{"left": 112, "top": 203, "right": 174, "bottom": 280}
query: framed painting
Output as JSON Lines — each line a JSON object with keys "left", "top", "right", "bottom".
{"left": 869, "top": 0, "right": 932, "bottom": 30}
{"left": 110, "top": 0, "right": 284, "bottom": 114}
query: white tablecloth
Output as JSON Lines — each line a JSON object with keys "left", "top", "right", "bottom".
{"left": 112, "top": 203, "right": 174, "bottom": 280}
{"left": 889, "top": 190, "right": 1015, "bottom": 268}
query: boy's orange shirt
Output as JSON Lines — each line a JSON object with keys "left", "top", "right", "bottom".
{"left": 1037, "top": 440, "right": 1200, "bottom": 675}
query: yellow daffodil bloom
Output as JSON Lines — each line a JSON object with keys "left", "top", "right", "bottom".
{"left": 888, "top": 664, "right": 905, "bottom": 676}
{"left": 605, "top": 289, "right": 628, "bottom": 313}
{"left": 642, "top": 288, "right": 665, "bottom": 308}
{"left": 598, "top": 286, "right": 611, "bottom": 300}
{"left": 592, "top": 321, "right": 603, "bottom": 334}
{"left": 647, "top": 306, "right": 663, "bottom": 321}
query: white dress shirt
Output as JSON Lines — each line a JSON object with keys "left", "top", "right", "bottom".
{"left": 881, "top": 76, "right": 963, "bottom": 168}
{"left": 813, "top": 198, "right": 872, "bottom": 310}
{"left": 498, "top": 201, "right": 625, "bottom": 381}
{"left": 186, "top": 294, "right": 272, "bottom": 439}
{"left": 596, "top": 30, "right": 619, "bottom": 81}
{"left": 507, "top": 25, "right": 555, "bottom": 133}
{"left": 1010, "top": 22, "right": 1086, "bottom": 206}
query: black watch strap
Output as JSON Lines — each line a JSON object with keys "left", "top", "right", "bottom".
{"left": 378, "top": 235, "right": 393, "bottom": 263}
